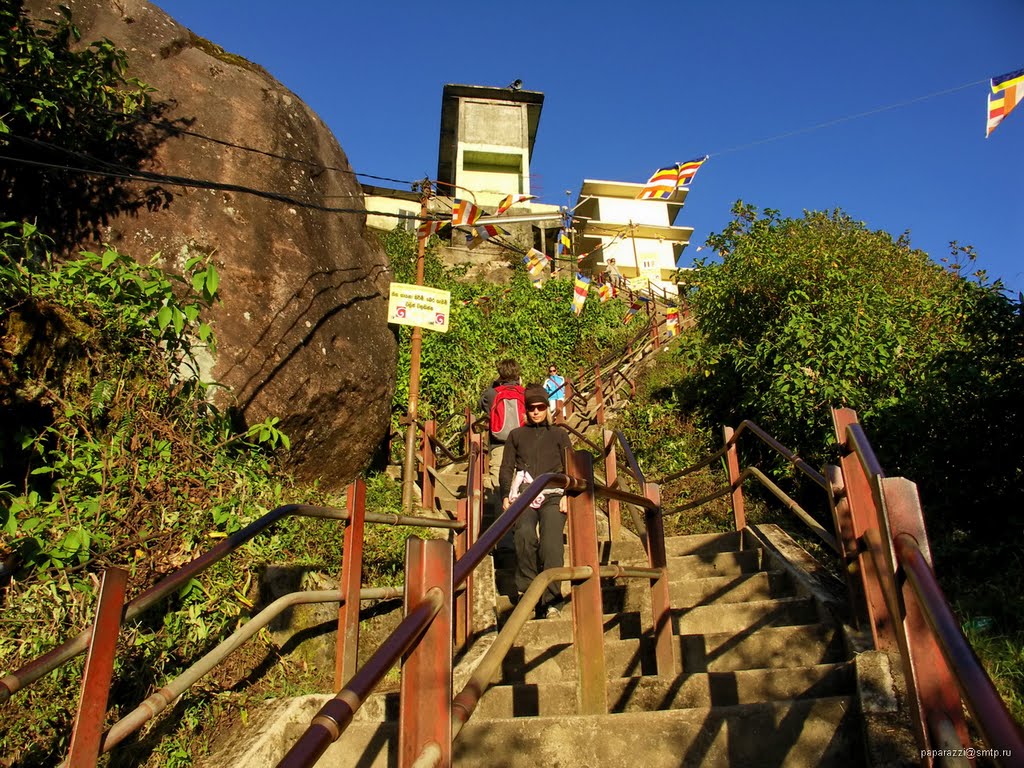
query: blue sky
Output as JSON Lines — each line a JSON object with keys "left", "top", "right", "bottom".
{"left": 152, "top": 0, "right": 1023, "bottom": 294}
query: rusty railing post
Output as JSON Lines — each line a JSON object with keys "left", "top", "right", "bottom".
{"left": 879, "top": 478, "right": 970, "bottom": 760}
{"left": 603, "top": 430, "right": 621, "bottom": 543}
{"left": 564, "top": 381, "right": 575, "bottom": 419}
{"left": 66, "top": 567, "right": 128, "bottom": 768}
{"left": 421, "top": 419, "right": 437, "bottom": 513}
{"left": 454, "top": 497, "right": 470, "bottom": 649}
{"left": 335, "top": 478, "right": 366, "bottom": 691}
{"left": 722, "top": 426, "right": 746, "bottom": 530}
{"left": 825, "top": 463, "right": 867, "bottom": 627}
{"left": 832, "top": 407, "right": 895, "bottom": 651}
{"left": 643, "top": 483, "right": 675, "bottom": 676}
{"left": 398, "top": 538, "right": 453, "bottom": 768}
{"left": 593, "top": 366, "right": 606, "bottom": 425}
{"left": 565, "top": 448, "right": 608, "bottom": 715}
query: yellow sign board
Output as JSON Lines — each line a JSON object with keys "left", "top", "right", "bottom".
{"left": 387, "top": 283, "right": 451, "bottom": 332}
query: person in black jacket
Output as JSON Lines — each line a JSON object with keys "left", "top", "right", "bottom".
{"left": 500, "top": 385, "right": 572, "bottom": 618}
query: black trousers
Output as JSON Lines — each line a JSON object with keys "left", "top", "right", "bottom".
{"left": 513, "top": 496, "right": 566, "bottom": 607}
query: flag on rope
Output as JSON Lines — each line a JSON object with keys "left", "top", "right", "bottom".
{"left": 623, "top": 296, "right": 649, "bottom": 324}
{"left": 987, "top": 67, "right": 1024, "bottom": 138}
{"left": 452, "top": 199, "right": 481, "bottom": 227}
{"left": 417, "top": 219, "right": 448, "bottom": 239}
{"left": 676, "top": 156, "right": 708, "bottom": 186}
{"left": 598, "top": 282, "right": 616, "bottom": 303}
{"left": 496, "top": 194, "right": 537, "bottom": 215}
{"left": 557, "top": 228, "right": 572, "bottom": 261}
{"left": 571, "top": 273, "right": 591, "bottom": 316}
{"left": 637, "top": 165, "right": 681, "bottom": 200}
{"left": 523, "top": 249, "right": 547, "bottom": 287}
{"left": 665, "top": 309, "right": 680, "bottom": 337}
{"left": 467, "top": 222, "right": 508, "bottom": 249}
{"left": 636, "top": 156, "right": 708, "bottom": 200}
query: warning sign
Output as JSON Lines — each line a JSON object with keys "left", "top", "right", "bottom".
{"left": 387, "top": 283, "right": 451, "bottom": 333}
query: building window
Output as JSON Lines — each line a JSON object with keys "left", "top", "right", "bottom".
{"left": 396, "top": 209, "right": 417, "bottom": 234}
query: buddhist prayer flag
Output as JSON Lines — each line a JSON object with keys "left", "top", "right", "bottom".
{"left": 496, "top": 194, "right": 537, "bottom": 215}
{"left": 467, "top": 222, "right": 507, "bottom": 249}
{"left": 637, "top": 156, "right": 708, "bottom": 199}
{"left": 523, "top": 248, "right": 547, "bottom": 277}
{"left": 557, "top": 228, "right": 572, "bottom": 260}
{"left": 417, "top": 219, "right": 448, "bottom": 239}
{"left": 665, "top": 309, "right": 680, "bottom": 337}
{"left": 676, "top": 156, "right": 708, "bottom": 186}
{"left": 623, "top": 297, "right": 649, "bottom": 324}
{"left": 571, "top": 273, "right": 590, "bottom": 316}
{"left": 598, "top": 282, "right": 616, "bottom": 303}
{"left": 987, "top": 67, "right": 1024, "bottom": 138}
{"left": 452, "top": 199, "right": 481, "bottom": 227}
{"left": 637, "top": 165, "right": 680, "bottom": 200}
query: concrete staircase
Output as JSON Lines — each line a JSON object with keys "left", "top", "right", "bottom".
{"left": 217, "top": 527, "right": 868, "bottom": 767}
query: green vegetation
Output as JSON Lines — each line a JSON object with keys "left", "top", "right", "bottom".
{"left": 383, "top": 227, "right": 639, "bottom": 426}
{"left": 609, "top": 201, "right": 1024, "bottom": 720}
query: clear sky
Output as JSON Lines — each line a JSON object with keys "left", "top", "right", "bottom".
{"left": 150, "top": 0, "right": 1023, "bottom": 294}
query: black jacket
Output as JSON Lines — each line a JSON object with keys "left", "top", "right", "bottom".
{"left": 499, "top": 421, "right": 572, "bottom": 496}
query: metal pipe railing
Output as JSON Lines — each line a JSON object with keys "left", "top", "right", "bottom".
{"left": 895, "top": 534, "right": 1024, "bottom": 758}
{"left": 65, "top": 587, "right": 403, "bottom": 763}
{"left": 0, "top": 504, "right": 461, "bottom": 704}
{"left": 277, "top": 587, "right": 445, "bottom": 767}
{"left": 450, "top": 563, "right": 660, "bottom": 737}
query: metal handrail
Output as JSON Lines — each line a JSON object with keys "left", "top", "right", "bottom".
{"left": 277, "top": 587, "right": 445, "bottom": 767}
{"left": 65, "top": 586, "right": 404, "bottom": 763}
{"left": 727, "top": 420, "right": 829, "bottom": 491}
{"left": 0, "top": 504, "right": 461, "bottom": 704}
{"left": 450, "top": 563, "right": 659, "bottom": 737}
{"left": 895, "top": 535, "right": 1024, "bottom": 757}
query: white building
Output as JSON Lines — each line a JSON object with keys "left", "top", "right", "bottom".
{"left": 574, "top": 180, "right": 694, "bottom": 297}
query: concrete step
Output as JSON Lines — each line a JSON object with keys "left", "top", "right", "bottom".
{"left": 500, "top": 636, "right": 657, "bottom": 683}
{"left": 673, "top": 595, "right": 820, "bottom": 634}
{"left": 349, "top": 661, "right": 854, "bottom": 722}
{"left": 667, "top": 548, "right": 765, "bottom": 579}
{"left": 297, "top": 696, "right": 862, "bottom": 767}
{"left": 670, "top": 570, "right": 793, "bottom": 607}
{"left": 663, "top": 531, "right": 746, "bottom": 557}
{"left": 680, "top": 623, "right": 846, "bottom": 672}
{"left": 475, "top": 662, "right": 854, "bottom": 718}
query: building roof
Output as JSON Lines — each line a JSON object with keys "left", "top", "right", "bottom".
{"left": 576, "top": 179, "right": 689, "bottom": 224}
{"left": 577, "top": 220, "right": 694, "bottom": 242}
{"left": 437, "top": 83, "right": 544, "bottom": 188}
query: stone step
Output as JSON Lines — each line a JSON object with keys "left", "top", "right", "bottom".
{"left": 670, "top": 570, "right": 793, "bottom": 607}
{"left": 474, "top": 662, "right": 854, "bottom": 718}
{"left": 499, "top": 636, "right": 657, "bottom": 684}
{"left": 289, "top": 696, "right": 862, "bottom": 767}
{"left": 667, "top": 548, "right": 765, "bottom": 579}
{"left": 663, "top": 531, "right": 746, "bottom": 557}
{"left": 349, "top": 662, "right": 853, "bottom": 722}
{"left": 673, "top": 595, "right": 820, "bottom": 635}
{"left": 680, "top": 623, "right": 846, "bottom": 672}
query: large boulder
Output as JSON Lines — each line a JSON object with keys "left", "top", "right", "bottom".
{"left": 24, "top": 0, "right": 397, "bottom": 488}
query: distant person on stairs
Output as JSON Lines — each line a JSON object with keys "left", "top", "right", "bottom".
{"left": 543, "top": 364, "right": 566, "bottom": 415}
{"left": 501, "top": 385, "right": 572, "bottom": 618}
{"left": 480, "top": 358, "right": 524, "bottom": 523}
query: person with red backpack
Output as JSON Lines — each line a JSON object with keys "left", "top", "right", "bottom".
{"left": 479, "top": 359, "right": 525, "bottom": 521}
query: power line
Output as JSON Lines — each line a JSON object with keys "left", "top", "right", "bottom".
{"left": 0, "top": 149, "right": 425, "bottom": 221}
{"left": 709, "top": 78, "right": 988, "bottom": 157}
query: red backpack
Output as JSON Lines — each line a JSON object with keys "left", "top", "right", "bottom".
{"left": 490, "top": 384, "right": 525, "bottom": 441}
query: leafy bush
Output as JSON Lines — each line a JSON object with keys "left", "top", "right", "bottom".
{"left": 383, "top": 227, "right": 639, "bottom": 426}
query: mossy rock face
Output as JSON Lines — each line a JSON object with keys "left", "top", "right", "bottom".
{"left": 258, "top": 565, "right": 403, "bottom": 682}
{"left": 25, "top": 0, "right": 397, "bottom": 490}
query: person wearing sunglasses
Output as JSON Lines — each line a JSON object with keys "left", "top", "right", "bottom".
{"left": 500, "top": 385, "right": 572, "bottom": 618}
